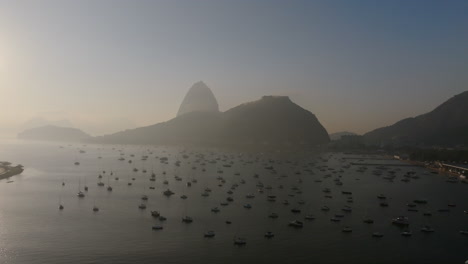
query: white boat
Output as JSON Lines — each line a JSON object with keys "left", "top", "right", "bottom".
{"left": 421, "top": 226, "right": 435, "bottom": 233}
{"left": 305, "top": 214, "right": 315, "bottom": 220}
{"left": 342, "top": 226, "right": 352, "bottom": 233}
{"left": 264, "top": 231, "right": 274, "bottom": 238}
{"left": 289, "top": 220, "right": 304, "bottom": 228}
{"left": 392, "top": 216, "right": 409, "bottom": 226}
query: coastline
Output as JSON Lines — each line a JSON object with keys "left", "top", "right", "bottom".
{"left": 0, "top": 162, "right": 24, "bottom": 181}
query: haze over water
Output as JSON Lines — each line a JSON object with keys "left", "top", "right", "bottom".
{"left": 0, "top": 140, "right": 466, "bottom": 264}
{"left": 1, "top": 0, "right": 468, "bottom": 136}
{"left": 1, "top": 1, "right": 468, "bottom": 264}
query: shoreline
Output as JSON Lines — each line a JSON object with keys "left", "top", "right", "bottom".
{"left": 0, "top": 162, "right": 24, "bottom": 181}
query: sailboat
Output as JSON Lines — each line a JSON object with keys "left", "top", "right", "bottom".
{"left": 107, "top": 175, "right": 113, "bottom": 191}
{"left": 58, "top": 193, "right": 64, "bottom": 210}
{"left": 93, "top": 199, "right": 99, "bottom": 212}
{"left": 77, "top": 177, "right": 85, "bottom": 197}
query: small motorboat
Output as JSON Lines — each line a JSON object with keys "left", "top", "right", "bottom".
{"left": 163, "top": 189, "right": 174, "bottom": 196}
{"left": 289, "top": 220, "right": 304, "bottom": 228}
{"left": 204, "top": 231, "right": 215, "bottom": 238}
{"left": 421, "top": 226, "right": 435, "bottom": 233}
{"left": 182, "top": 216, "right": 193, "bottom": 223}
{"left": 264, "top": 231, "right": 275, "bottom": 238}
{"left": 151, "top": 211, "right": 160, "bottom": 217}
{"left": 233, "top": 237, "right": 247, "bottom": 245}
{"left": 152, "top": 225, "right": 163, "bottom": 230}
{"left": 372, "top": 232, "right": 384, "bottom": 238}
{"left": 342, "top": 226, "right": 352, "bottom": 233}
{"left": 305, "top": 214, "right": 315, "bottom": 220}
{"left": 392, "top": 216, "right": 409, "bottom": 226}
{"left": 138, "top": 204, "right": 146, "bottom": 209}
{"left": 268, "top": 212, "right": 279, "bottom": 219}
{"left": 291, "top": 208, "right": 301, "bottom": 213}
{"left": 211, "top": 207, "right": 220, "bottom": 213}
{"left": 401, "top": 231, "right": 412, "bottom": 237}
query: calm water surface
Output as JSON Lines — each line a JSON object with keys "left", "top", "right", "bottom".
{"left": 0, "top": 140, "right": 467, "bottom": 264}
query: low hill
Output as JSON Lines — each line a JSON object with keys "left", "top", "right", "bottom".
{"left": 364, "top": 91, "right": 468, "bottom": 146}
{"left": 18, "top": 125, "right": 91, "bottom": 142}
{"left": 92, "top": 96, "right": 329, "bottom": 147}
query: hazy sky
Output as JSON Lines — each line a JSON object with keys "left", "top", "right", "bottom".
{"left": 1, "top": 0, "right": 467, "bottom": 136}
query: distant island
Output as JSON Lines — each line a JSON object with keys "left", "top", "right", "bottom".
{"left": 0, "top": 161, "right": 24, "bottom": 181}
{"left": 18, "top": 125, "right": 91, "bottom": 142}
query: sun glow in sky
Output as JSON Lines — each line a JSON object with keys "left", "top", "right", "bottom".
{"left": 0, "top": 0, "right": 467, "bottom": 136}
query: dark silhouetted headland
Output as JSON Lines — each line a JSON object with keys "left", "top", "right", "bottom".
{"left": 92, "top": 88, "right": 329, "bottom": 147}
{"left": 364, "top": 90, "right": 468, "bottom": 147}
